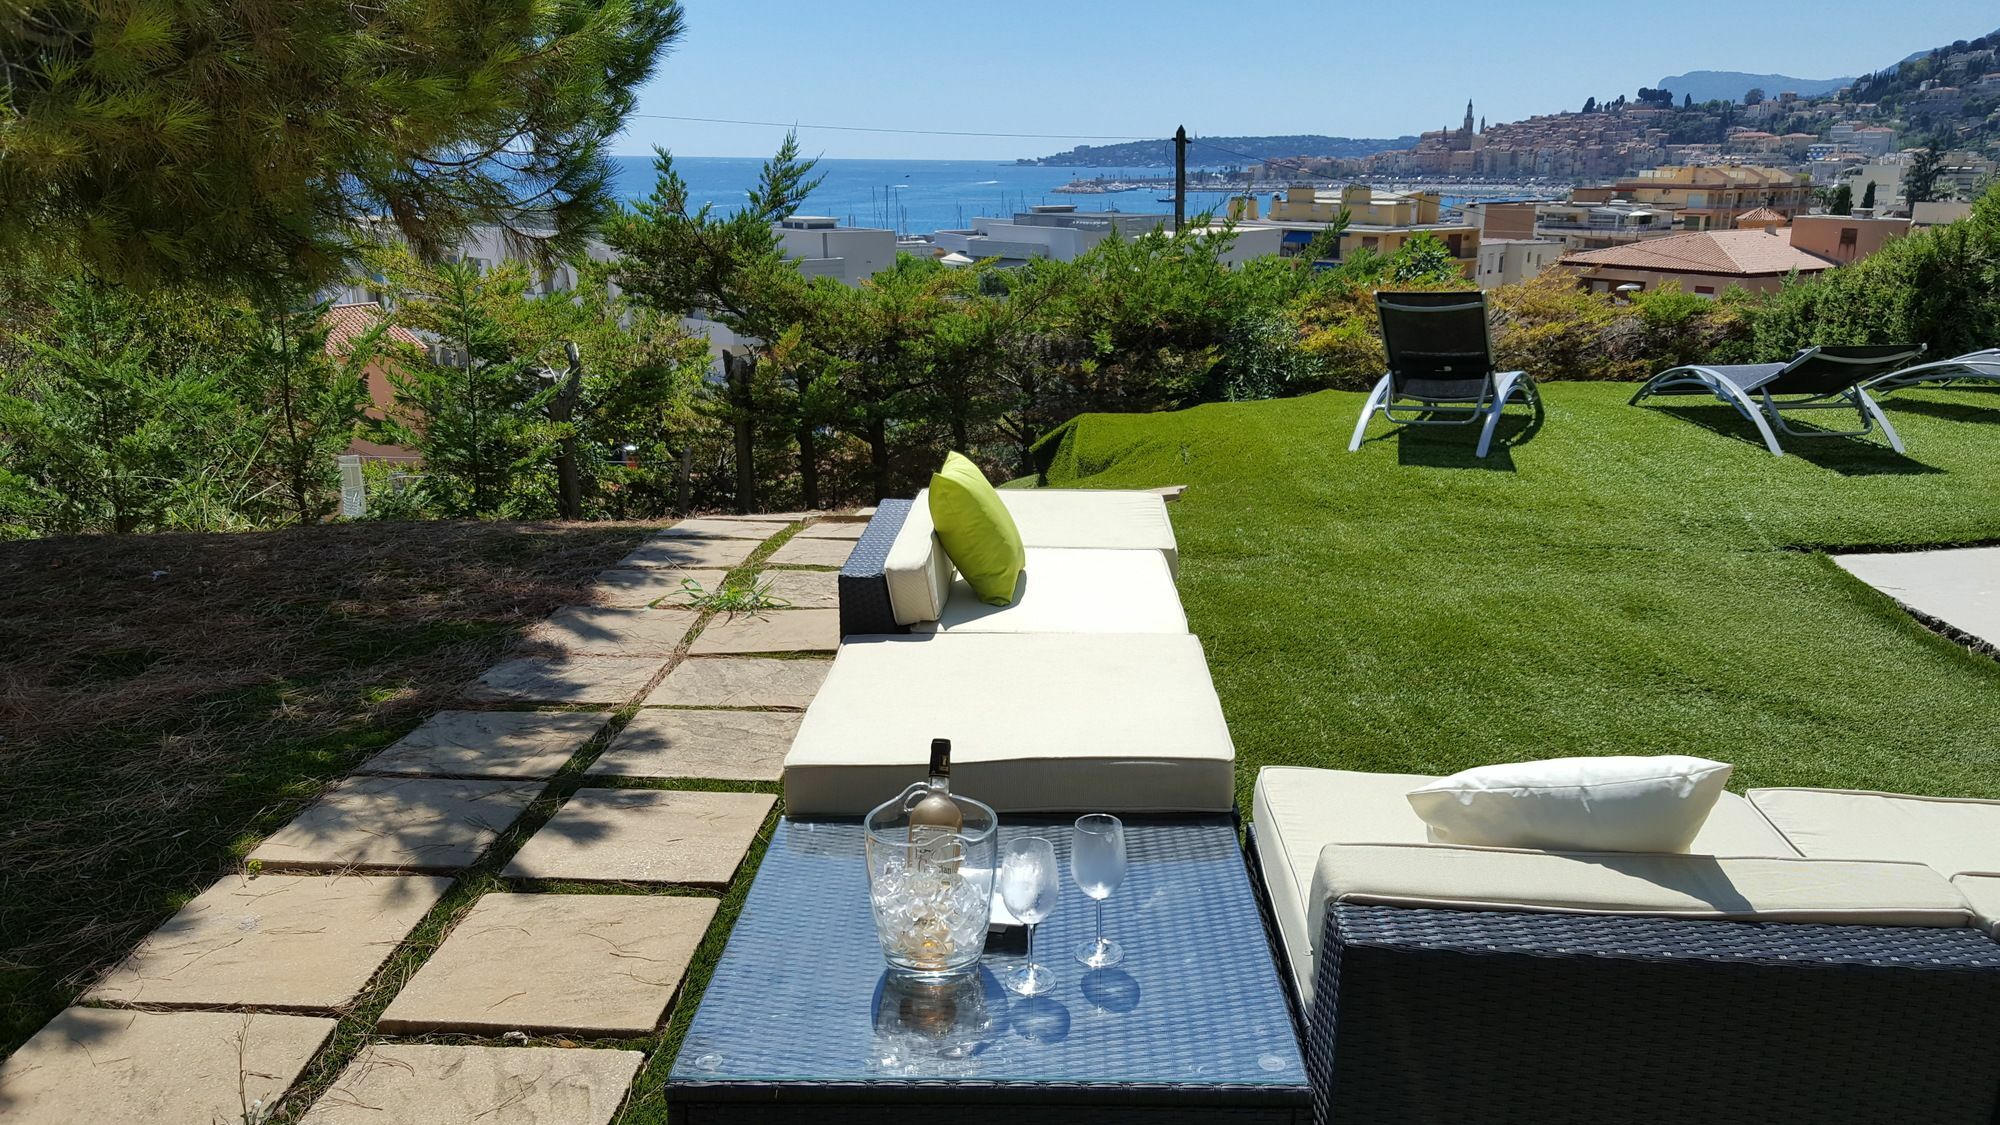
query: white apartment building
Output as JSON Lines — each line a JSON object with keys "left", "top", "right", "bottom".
{"left": 1533, "top": 200, "right": 1679, "bottom": 250}
{"left": 932, "top": 205, "right": 1283, "bottom": 267}
{"left": 1475, "top": 239, "right": 1562, "bottom": 289}
{"left": 771, "top": 216, "right": 898, "bottom": 286}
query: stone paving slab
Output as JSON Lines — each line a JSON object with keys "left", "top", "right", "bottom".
{"left": 825, "top": 506, "right": 875, "bottom": 521}
{"left": 303, "top": 1043, "right": 644, "bottom": 1125}
{"left": 688, "top": 608, "right": 841, "bottom": 655}
{"left": 715, "top": 510, "right": 820, "bottom": 521}
{"left": 0, "top": 1008, "right": 335, "bottom": 1123}
{"left": 529, "top": 606, "right": 700, "bottom": 656}
{"left": 466, "top": 655, "right": 666, "bottom": 704}
{"left": 657, "top": 517, "right": 790, "bottom": 540}
{"left": 793, "top": 521, "right": 865, "bottom": 540}
{"left": 765, "top": 536, "right": 854, "bottom": 568}
{"left": 359, "top": 711, "right": 608, "bottom": 779}
{"left": 590, "top": 709, "right": 802, "bottom": 782}
{"left": 589, "top": 567, "right": 727, "bottom": 607}
{"left": 377, "top": 892, "right": 716, "bottom": 1036}
{"left": 645, "top": 655, "right": 832, "bottom": 709}
{"left": 753, "top": 567, "right": 839, "bottom": 608}
{"left": 1835, "top": 546, "right": 2000, "bottom": 649}
{"left": 249, "top": 776, "right": 543, "bottom": 872}
{"left": 89, "top": 873, "right": 452, "bottom": 1010}
{"left": 617, "top": 535, "right": 760, "bottom": 570}
{"left": 504, "top": 789, "right": 775, "bottom": 886}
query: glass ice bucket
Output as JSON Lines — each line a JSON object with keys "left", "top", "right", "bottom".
{"left": 863, "top": 783, "right": 998, "bottom": 979}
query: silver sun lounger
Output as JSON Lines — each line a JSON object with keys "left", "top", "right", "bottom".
{"left": 1629, "top": 344, "right": 1925, "bottom": 457}
{"left": 1350, "top": 291, "right": 1538, "bottom": 459}
{"left": 1864, "top": 348, "right": 2000, "bottom": 397}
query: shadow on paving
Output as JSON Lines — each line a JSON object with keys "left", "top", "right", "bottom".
{"left": 0, "top": 520, "right": 652, "bottom": 1057}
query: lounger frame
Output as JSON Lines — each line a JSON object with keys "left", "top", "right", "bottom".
{"left": 1349, "top": 292, "right": 1538, "bottom": 459}
{"left": 1630, "top": 346, "right": 1921, "bottom": 456}
{"left": 1865, "top": 347, "right": 2000, "bottom": 397}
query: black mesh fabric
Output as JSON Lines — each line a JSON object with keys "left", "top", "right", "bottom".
{"left": 1764, "top": 344, "right": 1923, "bottom": 397}
{"left": 1375, "top": 291, "right": 1494, "bottom": 403}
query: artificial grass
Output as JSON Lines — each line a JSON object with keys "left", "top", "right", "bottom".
{"left": 1036, "top": 381, "right": 2000, "bottom": 810}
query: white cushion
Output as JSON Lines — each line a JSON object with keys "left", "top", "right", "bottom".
{"left": 1251, "top": 765, "right": 1797, "bottom": 1005}
{"left": 783, "top": 632, "right": 1234, "bottom": 816}
{"left": 1301, "top": 845, "right": 1974, "bottom": 1001}
{"left": 882, "top": 500, "right": 953, "bottom": 627}
{"left": 995, "top": 488, "right": 1179, "bottom": 575}
{"left": 917, "top": 548, "right": 1186, "bottom": 634}
{"left": 1407, "top": 755, "right": 1732, "bottom": 853}
{"left": 1951, "top": 873, "right": 2000, "bottom": 938}
{"left": 1748, "top": 787, "right": 2000, "bottom": 878}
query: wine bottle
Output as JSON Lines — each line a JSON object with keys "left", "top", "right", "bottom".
{"left": 908, "top": 738, "right": 963, "bottom": 869}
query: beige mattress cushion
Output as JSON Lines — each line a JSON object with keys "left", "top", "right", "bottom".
{"left": 1748, "top": 787, "right": 2000, "bottom": 877}
{"left": 883, "top": 500, "right": 952, "bottom": 626}
{"left": 919, "top": 547, "right": 1186, "bottom": 634}
{"left": 1951, "top": 873, "right": 2000, "bottom": 937}
{"left": 1252, "top": 765, "right": 1800, "bottom": 1005}
{"left": 1293, "top": 844, "right": 1972, "bottom": 1008}
{"left": 995, "top": 488, "right": 1179, "bottom": 574}
{"left": 783, "top": 632, "right": 1234, "bottom": 816}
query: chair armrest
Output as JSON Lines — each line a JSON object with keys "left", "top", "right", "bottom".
{"left": 837, "top": 499, "right": 912, "bottom": 638}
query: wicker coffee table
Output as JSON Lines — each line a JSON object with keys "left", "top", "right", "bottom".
{"left": 667, "top": 815, "right": 1310, "bottom": 1123}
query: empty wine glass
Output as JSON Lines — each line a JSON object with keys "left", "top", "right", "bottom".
{"left": 1071, "top": 814, "right": 1126, "bottom": 968}
{"left": 998, "top": 836, "right": 1060, "bottom": 996}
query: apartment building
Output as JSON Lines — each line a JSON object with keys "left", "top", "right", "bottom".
{"left": 1241, "top": 184, "right": 1480, "bottom": 273}
{"left": 1534, "top": 198, "right": 1681, "bottom": 250}
{"left": 931, "top": 205, "right": 1281, "bottom": 266}
{"left": 1603, "top": 166, "right": 1813, "bottom": 230}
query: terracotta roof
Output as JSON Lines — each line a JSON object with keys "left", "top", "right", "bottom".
{"left": 322, "top": 303, "right": 424, "bottom": 356}
{"left": 1562, "top": 229, "right": 1837, "bottom": 276}
{"left": 1736, "top": 207, "right": 1788, "bottom": 223}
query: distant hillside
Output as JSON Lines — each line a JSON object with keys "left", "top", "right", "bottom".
{"left": 1023, "top": 135, "right": 1417, "bottom": 167}
{"left": 1655, "top": 70, "right": 1853, "bottom": 104}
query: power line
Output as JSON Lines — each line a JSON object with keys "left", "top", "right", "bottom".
{"left": 626, "top": 113, "right": 1149, "bottom": 142}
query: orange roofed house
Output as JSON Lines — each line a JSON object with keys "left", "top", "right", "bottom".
{"left": 323, "top": 302, "right": 425, "bottom": 461}
{"left": 1557, "top": 209, "right": 1910, "bottom": 298}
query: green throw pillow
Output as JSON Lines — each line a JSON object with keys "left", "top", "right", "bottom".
{"left": 928, "top": 452, "right": 1026, "bottom": 606}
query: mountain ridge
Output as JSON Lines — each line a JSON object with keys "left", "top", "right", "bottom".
{"left": 1021, "top": 135, "right": 1417, "bottom": 167}
{"left": 1653, "top": 70, "right": 1853, "bottom": 104}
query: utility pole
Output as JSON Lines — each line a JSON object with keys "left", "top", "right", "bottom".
{"left": 1173, "top": 125, "right": 1188, "bottom": 230}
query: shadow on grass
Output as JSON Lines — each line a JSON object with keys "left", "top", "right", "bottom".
{"left": 1649, "top": 403, "right": 1943, "bottom": 477}
{"left": 1879, "top": 394, "right": 2000, "bottom": 425}
{"left": 1355, "top": 399, "right": 1542, "bottom": 472}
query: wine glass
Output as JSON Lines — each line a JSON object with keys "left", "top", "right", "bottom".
{"left": 1071, "top": 814, "right": 1126, "bottom": 968}
{"left": 998, "top": 836, "right": 1060, "bottom": 996}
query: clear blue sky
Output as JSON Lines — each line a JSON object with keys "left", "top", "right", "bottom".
{"left": 623, "top": 0, "right": 1998, "bottom": 160}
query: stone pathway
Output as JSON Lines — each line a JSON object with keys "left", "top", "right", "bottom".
{"left": 1, "top": 512, "right": 862, "bottom": 1122}
{"left": 1835, "top": 545, "right": 2000, "bottom": 650}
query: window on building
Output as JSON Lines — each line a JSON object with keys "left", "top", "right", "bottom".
{"left": 1839, "top": 227, "right": 1858, "bottom": 248}
{"left": 1695, "top": 285, "right": 1715, "bottom": 295}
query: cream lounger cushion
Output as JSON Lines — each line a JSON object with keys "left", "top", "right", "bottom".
{"left": 881, "top": 488, "right": 1180, "bottom": 626}
{"left": 1251, "top": 765, "right": 1800, "bottom": 1004}
{"left": 783, "top": 632, "right": 1234, "bottom": 816}
{"left": 1748, "top": 787, "right": 2000, "bottom": 878}
{"left": 1951, "top": 873, "right": 2000, "bottom": 938}
{"left": 918, "top": 547, "right": 1186, "bottom": 635}
{"left": 1292, "top": 844, "right": 1975, "bottom": 1005}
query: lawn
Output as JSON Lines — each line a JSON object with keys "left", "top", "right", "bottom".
{"left": 1036, "top": 381, "right": 2000, "bottom": 810}
{"left": 0, "top": 521, "right": 651, "bottom": 1057}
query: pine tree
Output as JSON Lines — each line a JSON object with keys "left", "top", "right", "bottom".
{"left": 238, "top": 300, "right": 375, "bottom": 525}
{"left": 1829, "top": 184, "right": 1854, "bottom": 215}
{"left": 0, "top": 0, "right": 684, "bottom": 290}
{"left": 1862, "top": 181, "right": 1878, "bottom": 210}
{"left": 373, "top": 254, "right": 559, "bottom": 517}
{"left": 1904, "top": 140, "right": 1948, "bottom": 205}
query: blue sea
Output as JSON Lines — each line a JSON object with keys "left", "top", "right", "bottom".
{"left": 610, "top": 156, "right": 1242, "bottom": 235}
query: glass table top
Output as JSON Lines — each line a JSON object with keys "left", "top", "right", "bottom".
{"left": 670, "top": 815, "right": 1308, "bottom": 1099}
